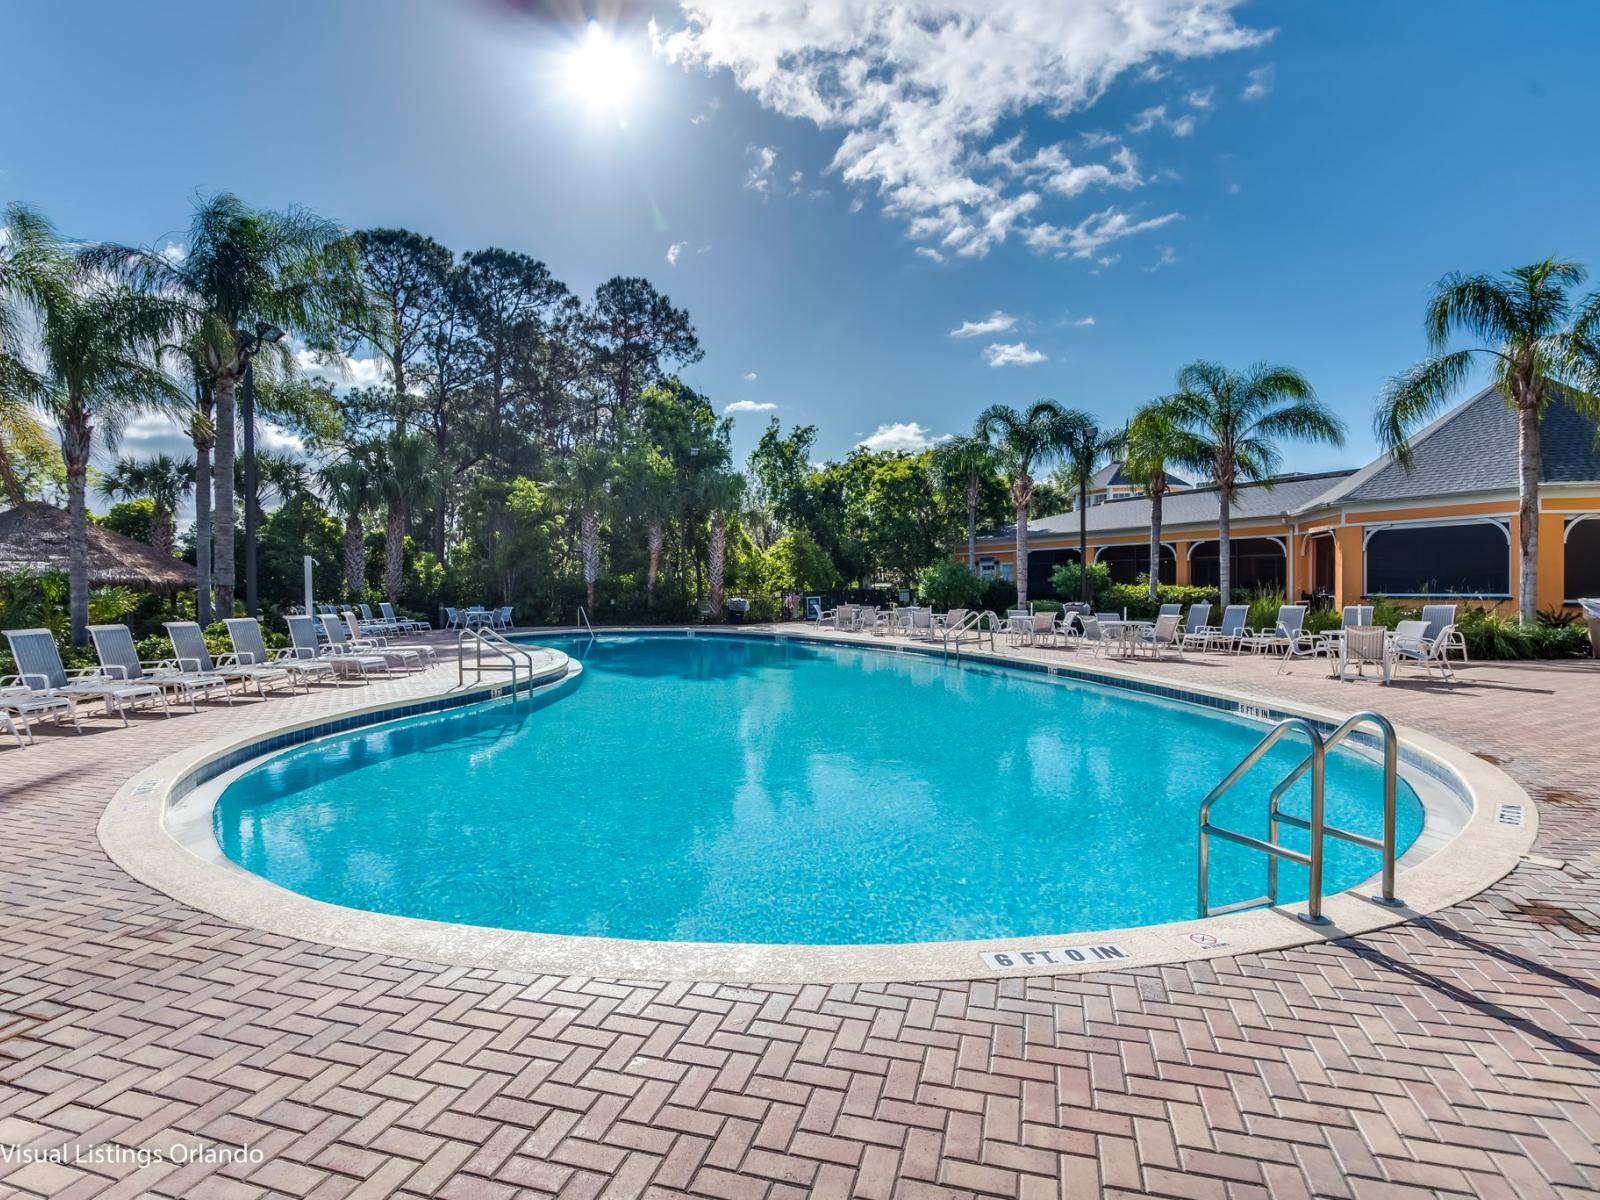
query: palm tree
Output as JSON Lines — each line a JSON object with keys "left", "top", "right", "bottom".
{"left": 26, "top": 252, "right": 188, "bottom": 642}
{"left": 1149, "top": 361, "right": 1344, "bottom": 607}
{"left": 618, "top": 445, "right": 677, "bottom": 601}
{"left": 369, "top": 431, "right": 438, "bottom": 603}
{"left": 1, "top": 204, "right": 68, "bottom": 507}
{"left": 1376, "top": 259, "right": 1600, "bottom": 622}
{"left": 1058, "top": 420, "right": 1121, "bottom": 603}
{"left": 561, "top": 445, "right": 613, "bottom": 613}
{"left": 95, "top": 193, "right": 364, "bottom": 613}
{"left": 974, "top": 401, "right": 1089, "bottom": 605}
{"left": 171, "top": 342, "right": 218, "bottom": 621}
{"left": 702, "top": 469, "right": 746, "bottom": 619}
{"left": 933, "top": 435, "right": 999, "bottom": 571}
{"left": 235, "top": 449, "right": 311, "bottom": 525}
{"left": 1119, "top": 406, "right": 1186, "bottom": 602}
{"left": 0, "top": 404, "right": 54, "bottom": 507}
{"left": 319, "top": 456, "right": 376, "bottom": 598}
{"left": 96, "top": 453, "right": 194, "bottom": 558}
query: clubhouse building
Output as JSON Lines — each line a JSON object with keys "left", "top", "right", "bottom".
{"left": 972, "top": 387, "right": 1600, "bottom": 612}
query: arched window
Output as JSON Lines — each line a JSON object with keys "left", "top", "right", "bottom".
{"left": 1565, "top": 516, "right": 1600, "bottom": 602}
{"left": 1025, "top": 547, "right": 1080, "bottom": 598}
{"left": 1093, "top": 543, "right": 1177, "bottom": 585}
{"left": 1364, "top": 521, "right": 1510, "bottom": 596}
{"left": 1189, "top": 538, "right": 1286, "bottom": 591}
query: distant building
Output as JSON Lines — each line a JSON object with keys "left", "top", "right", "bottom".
{"left": 1078, "top": 460, "right": 1191, "bottom": 507}
{"left": 970, "top": 386, "right": 1600, "bottom": 611}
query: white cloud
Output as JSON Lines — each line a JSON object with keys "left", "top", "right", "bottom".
{"left": 1129, "top": 104, "right": 1197, "bottom": 137}
{"left": 741, "top": 371, "right": 758, "bottom": 381}
{"left": 295, "top": 347, "right": 385, "bottom": 390}
{"left": 858, "top": 421, "right": 948, "bottom": 452}
{"left": 949, "top": 310, "right": 1016, "bottom": 338}
{"left": 655, "top": 1, "right": 1266, "bottom": 260}
{"left": 724, "top": 400, "right": 777, "bottom": 414}
{"left": 1241, "top": 64, "right": 1274, "bottom": 101}
{"left": 1023, "top": 206, "right": 1181, "bottom": 259}
{"left": 691, "top": 96, "right": 721, "bottom": 124}
{"left": 983, "top": 341, "right": 1047, "bottom": 367}
{"left": 1185, "top": 86, "right": 1215, "bottom": 109}
{"left": 745, "top": 143, "right": 779, "bottom": 196}
{"left": 158, "top": 241, "right": 187, "bottom": 265}
{"left": 666, "top": 240, "right": 689, "bottom": 265}
{"left": 1142, "top": 244, "right": 1180, "bottom": 271}
{"left": 914, "top": 246, "right": 946, "bottom": 264}
{"left": 1074, "top": 315, "right": 1097, "bottom": 326}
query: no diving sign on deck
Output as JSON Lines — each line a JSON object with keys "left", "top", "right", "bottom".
{"left": 981, "top": 943, "right": 1129, "bottom": 970}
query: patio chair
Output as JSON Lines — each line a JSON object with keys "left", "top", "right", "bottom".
{"left": 492, "top": 606, "right": 513, "bottom": 631}
{"left": 444, "top": 607, "right": 463, "bottom": 630}
{"left": 0, "top": 682, "right": 80, "bottom": 741}
{"left": 357, "top": 603, "right": 400, "bottom": 634}
{"left": 226, "top": 618, "right": 333, "bottom": 691}
{"left": 1393, "top": 619, "right": 1455, "bottom": 683}
{"left": 1157, "top": 603, "right": 1182, "bottom": 619}
{"left": 1421, "top": 604, "right": 1468, "bottom": 664}
{"left": 858, "top": 606, "right": 886, "bottom": 635}
{"left": 1027, "top": 611, "right": 1059, "bottom": 648}
{"left": 907, "top": 607, "right": 936, "bottom": 641}
{"left": 1135, "top": 612, "right": 1183, "bottom": 659}
{"left": 1199, "top": 605, "right": 1250, "bottom": 653}
{"left": 1002, "top": 609, "right": 1033, "bottom": 645}
{"left": 90, "top": 624, "right": 232, "bottom": 712}
{"left": 1176, "top": 602, "right": 1212, "bottom": 650}
{"left": 166, "top": 621, "right": 294, "bottom": 699}
{"left": 1075, "top": 620, "right": 1113, "bottom": 659}
{"left": 0, "top": 708, "right": 24, "bottom": 748}
{"left": 380, "top": 602, "right": 430, "bottom": 633}
{"left": 329, "top": 613, "right": 428, "bottom": 671}
{"left": 1093, "top": 611, "right": 1121, "bottom": 625}
{"left": 1240, "top": 605, "right": 1309, "bottom": 656}
{"left": 288, "top": 616, "right": 388, "bottom": 680}
{"left": 1335, "top": 625, "right": 1393, "bottom": 684}
{"left": 2, "top": 628, "right": 167, "bottom": 726}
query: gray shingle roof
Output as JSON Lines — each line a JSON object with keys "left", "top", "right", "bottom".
{"left": 978, "top": 471, "right": 1354, "bottom": 544}
{"left": 1305, "top": 385, "right": 1600, "bottom": 509}
{"left": 1089, "top": 461, "right": 1192, "bottom": 490}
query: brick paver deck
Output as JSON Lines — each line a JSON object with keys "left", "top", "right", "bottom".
{"left": 2, "top": 631, "right": 1597, "bottom": 1199}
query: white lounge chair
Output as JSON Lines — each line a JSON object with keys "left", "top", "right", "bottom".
{"left": 1240, "top": 605, "right": 1309, "bottom": 657}
{"left": 1420, "top": 604, "right": 1467, "bottom": 664}
{"left": 329, "top": 612, "right": 428, "bottom": 671}
{"left": 3, "top": 627, "right": 167, "bottom": 726}
{"left": 356, "top": 603, "right": 401, "bottom": 634}
{"left": 0, "top": 682, "right": 80, "bottom": 742}
{"left": 1176, "top": 603, "right": 1212, "bottom": 650}
{"left": 90, "top": 624, "right": 231, "bottom": 712}
{"left": 1157, "top": 603, "right": 1182, "bottom": 619}
{"left": 166, "top": 621, "right": 295, "bottom": 698}
{"left": 1077, "top": 615, "right": 1111, "bottom": 657}
{"left": 380, "top": 602, "right": 430, "bottom": 633}
{"left": 289, "top": 615, "right": 388, "bottom": 679}
{"left": 1199, "top": 605, "right": 1249, "bottom": 653}
{"left": 226, "top": 617, "right": 331, "bottom": 691}
{"left": 1393, "top": 619, "right": 1454, "bottom": 682}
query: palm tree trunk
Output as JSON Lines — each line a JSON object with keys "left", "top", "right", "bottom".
{"left": 0, "top": 438, "right": 25, "bottom": 506}
{"left": 709, "top": 512, "right": 727, "bottom": 618}
{"left": 213, "top": 373, "right": 237, "bottom": 615}
{"left": 344, "top": 514, "right": 366, "bottom": 597}
{"left": 647, "top": 522, "right": 663, "bottom": 597}
{"left": 1149, "top": 490, "right": 1163, "bottom": 602}
{"left": 61, "top": 409, "right": 92, "bottom": 646}
{"left": 1013, "top": 501, "right": 1030, "bottom": 606}
{"left": 152, "top": 503, "right": 175, "bottom": 559}
{"left": 194, "top": 442, "right": 212, "bottom": 625}
{"left": 1217, "top": 488, "right": 1233, "bottom": 608}
{"left": 581, "top": 507, "right": 599, "bottom": 611}
{"left": 1517, "top": 402, "right": 1540, "bottom": 623}
{"left": 966, "top": 476, "right": 979, "bottom": 571}
{"left": 383, "top": 507, "right": 405, "bottom": 603}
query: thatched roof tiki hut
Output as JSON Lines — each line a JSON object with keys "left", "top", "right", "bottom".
{"left": 0, "top": 503, "right": 193, "bottom": 592}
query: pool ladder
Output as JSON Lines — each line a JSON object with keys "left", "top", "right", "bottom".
{"left": 1197, "top": 711, "right": 1404, "bottom": 923}
{"left": 457, "top": 625, "right": 540, "bottom": 694}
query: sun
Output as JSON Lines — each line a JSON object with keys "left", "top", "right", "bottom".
{"left": 564, "top": 22, "right": 639, "bottom": 114}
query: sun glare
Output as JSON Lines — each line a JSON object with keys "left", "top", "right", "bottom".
{"left": 564, "top": 22, "right": 638, "bottom": 114}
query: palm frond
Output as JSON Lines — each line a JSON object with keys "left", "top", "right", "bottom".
{"left": 1425, "top": 271, "right": 1518, "bottom": 350}
{"left": 1373, "top": 349, "right": 1476, "bottom": 466}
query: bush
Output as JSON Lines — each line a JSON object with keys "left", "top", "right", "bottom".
{"left": 1099, "top": 582, "right": 1219, "bottom": 620}
{"left": 979, "top": 577, "right": 1017, "bottom": 613}
{"left": 1049, "top": 561, "right": 1111, "bottom": 606}
{"left": 916, "top": 561, "right": 984, "bottom": 610}
{"left": 1452, "top": 607, "right": 1590, "bottom": 660}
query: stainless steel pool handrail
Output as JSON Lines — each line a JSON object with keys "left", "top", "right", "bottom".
{"left": 943, "top": 609, "right": 997, "bottom": 661}
{"left": 1198, "top": 717, "right": 1329, "bottom": 924}
{"left": 457, "top": 625, "right": 537, "bottom": 693}
{"left": 576, "top": 606, "right": 595, "bottom": 638}
{"left": 1266, "top": 711, "right": 1402, "bottom": 908}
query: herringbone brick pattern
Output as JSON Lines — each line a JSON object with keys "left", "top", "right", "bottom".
{"left": 1, "top": 636, "right": 1597, "bottom": 1198}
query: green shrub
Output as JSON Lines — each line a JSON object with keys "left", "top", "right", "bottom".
{"left": 979, "top": 577, "right": 1017, "bottom": 613}
{"left": 1099, "top": 582, "right": 1219, "bottom": 620}
{"left": 916, "top": 561, "right": 984, "bottom": 610}
{"left": 1049, "top": 561, "right": 1111, "bottom": 606}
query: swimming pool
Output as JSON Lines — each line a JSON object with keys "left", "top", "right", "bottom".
{"left": 213, "top": 632, "right": 1424, "bottom": 945}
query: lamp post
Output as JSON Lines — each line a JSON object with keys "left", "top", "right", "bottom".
{"left": 240, "top": 321, "right": 285, "bottom": 617}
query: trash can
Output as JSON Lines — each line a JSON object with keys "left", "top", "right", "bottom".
{"left": 727, "top": 597, "right": 750, "bottom": 625}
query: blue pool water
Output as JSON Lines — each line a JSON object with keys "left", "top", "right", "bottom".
{"left": 214, "top": 633, "right": 1424, "bottom": 944}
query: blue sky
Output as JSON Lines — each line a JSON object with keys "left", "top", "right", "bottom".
{"left": 8, "top": 0, "right": 1600, "bottom": 481}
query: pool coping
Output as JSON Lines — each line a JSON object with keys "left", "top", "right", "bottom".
{"left": 97, "top": 625, "right": 1538, "bottom": 985}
